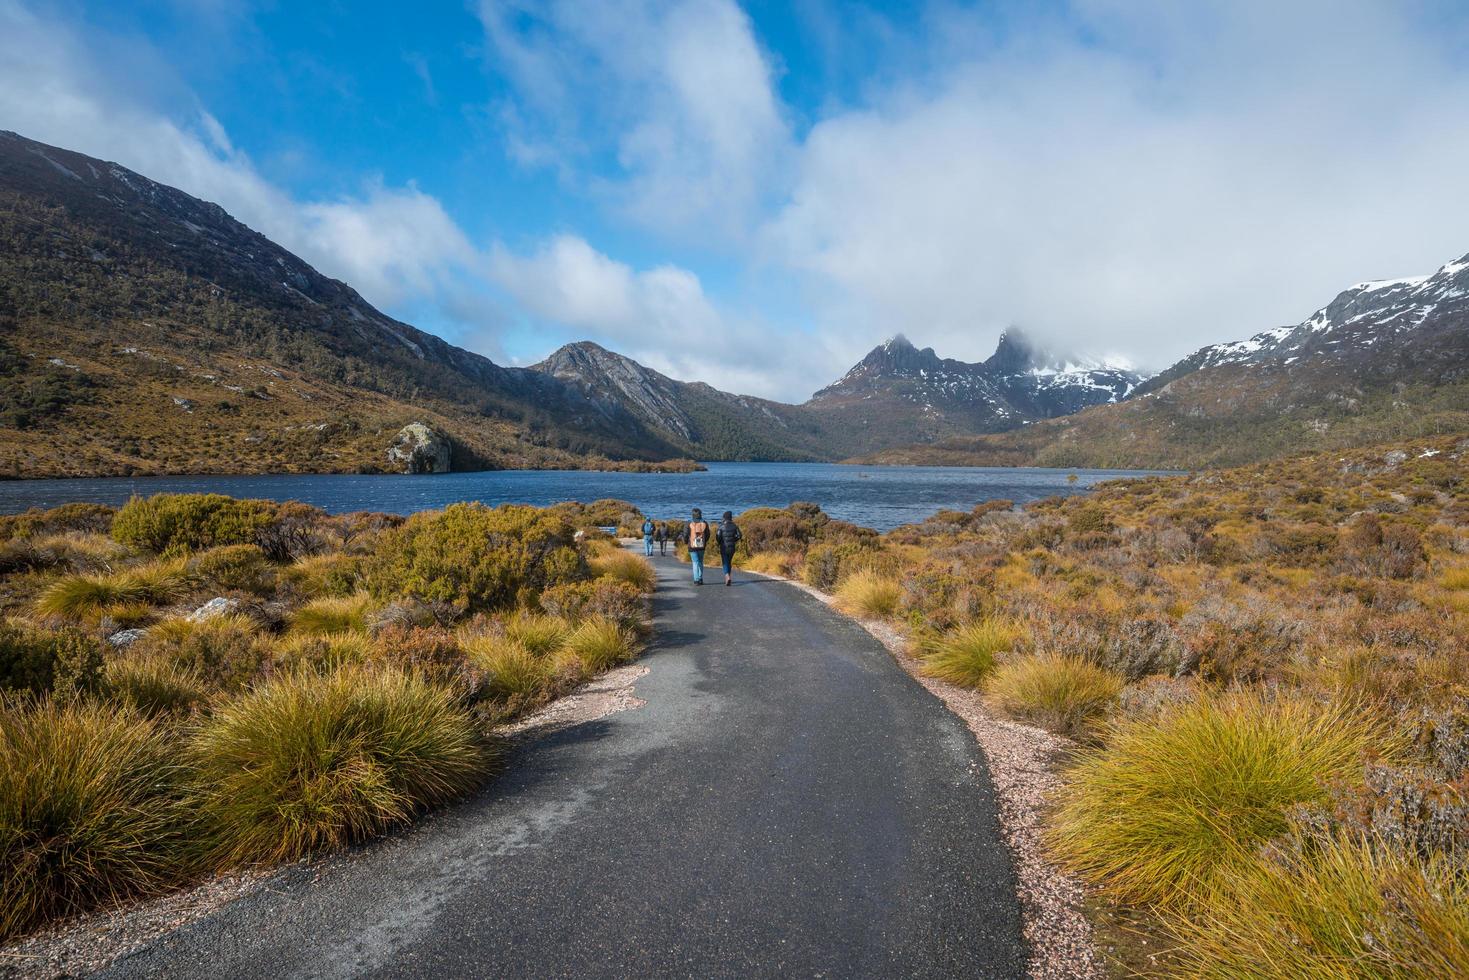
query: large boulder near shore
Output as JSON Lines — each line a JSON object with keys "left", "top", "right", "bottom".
{"left": 388, "top": 423, "right": 452, "bottom": 474}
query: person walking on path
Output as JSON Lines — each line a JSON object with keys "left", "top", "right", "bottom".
{"left": 716, "top": 510, "right": 742, "bottom": 587}
{"left": 641, "top": 516, "right": 655, "bottom": 556}
{"left": 655, "top": 521, "right": 667, "bottom": 556}
{"left": 685, "top": 508, "right": 710, "bottom": 585}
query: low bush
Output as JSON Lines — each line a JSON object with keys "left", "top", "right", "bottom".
{"left": 0, "top": 701, "right": 195, "bottom": 940}
{"left": 986, "top": 654, "right": 1122, "bottom": 737}
{"left": 741, "top": 552, "right": 798, "bottom": 577}
{"left": 1049, "top": 694, "right": 1396, "bottom": 908}
{"left": 112, "top": 493, "right": 276, "bottom": 557}
{"left": 368, "top": 503, "right": 585, "bottom": 613}
{"left": 562, "top": 617, "right": 634, "bottom": 673}
{"left": 290, "top": 592, "right": 375, "bottom": 636}
{"left": 279, "top": 553, "right": 362, "bottom": 599}
{"left": 834, "top": 568, "right": 902, "bottom": 618}
{"left": 590, "top": 550, "right": 656, "bottom": 593}
{"left": 0, "top": 621, "right": 104, "bottom": 697}
{"left": 538, "top": 579, "right": 647, "bottom": 633}
{"left": 191, "top": 544, "right": 273, "bottom": 595}
{"left": 918, "top": 618, "right": 1019, "bottom": 687}
{"left": 1174, "top": 836, "right": 1469, "bottom": 978}
{"left": 271, "top": 632, "right": 373, "bottom": 673}
{"left": 131, "top": 614, "right": 270, "bottom": 691}
{"left": 0, "top": 503, "right": 115, "bottom": 542}
{"left": 196, "top": 666, "right": 492, "bottom": 866}
{"left": 502, "top": 612, "right": 571, "bottom": 656}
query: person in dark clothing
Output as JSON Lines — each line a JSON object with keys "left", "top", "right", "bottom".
{"left": 716, "top": 510, "right": 742, "bottom": 587}
{"left": 685, "top": 508, "right": 710, "bottom": 585}
{"left": 654, "top": 521, "right": 667, "bottom": 556}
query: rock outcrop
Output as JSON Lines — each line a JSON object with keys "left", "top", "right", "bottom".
{"left": 388, "top": 422, "right": 452, "bottom": 474}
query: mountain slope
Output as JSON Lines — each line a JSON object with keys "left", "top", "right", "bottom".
{"left": 855, "top": 254, "right": 1469, "bottom": 469}
{"left": 0, "top": 131, "right": 701, "bottom": 477}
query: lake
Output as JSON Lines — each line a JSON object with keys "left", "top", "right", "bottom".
{"left": 0, "top": 463, "right": 1174, "bottom": 532}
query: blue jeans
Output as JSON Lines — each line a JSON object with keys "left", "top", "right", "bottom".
{"left": 690, "top": 549, "right": 704, "bottom": 583}
{"left": 720, "top": 551, "right": 734, "bottom": 576}
{"left": 643, "top": 535, "right": 653, "bottom": 556}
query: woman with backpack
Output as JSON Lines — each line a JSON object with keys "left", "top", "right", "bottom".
{"left": 685, "top": 508, "right": 710, "bottom": 585}
{"left": 716, "top": 510, "right": 742, "bottom": 587}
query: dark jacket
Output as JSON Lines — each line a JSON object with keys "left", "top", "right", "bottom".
{"left": 716, "top": 519, "right": 742, "bottom": 555}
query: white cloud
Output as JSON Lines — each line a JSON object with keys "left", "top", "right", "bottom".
{"left": 480, "top": 0, "right": 790, "bottom": 240}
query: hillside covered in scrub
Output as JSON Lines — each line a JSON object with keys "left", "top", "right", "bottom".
{"left": 0, "top": 491, "right": 661, "bottom": 940}
{"left": 729, "top": 437, "right": 1469, "bottom": 975}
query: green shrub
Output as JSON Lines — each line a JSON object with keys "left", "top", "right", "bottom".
{"left": 802, "top": 541, "right": 876, "bottom": 591}
{"left": 191, "top": 544, "right": 273, "bottom": 595}
{"left": 918, "top": 619, "right": 1019, "bottom": 687}
{"left": 1174, "top": 837, "right": 1469, "bottom": 978}
{"left": 986, "top": 654, "right": 1122, "bottom": 737}
{"left": 0, "top": 503, "right": 114, "bottom": 543}
{"left": 502, "top": 612, "right": 571, "bottom": 656}
{"left": 562, "top": 617, "right": 634, "bottom": 673}
{"left": 0, "top": 621, "right": 104, "bottom": 698}
{"left": 131, "top": 614, "right": 269, "bottom": 691}
{"left": 272, "top": 632, "right": 373, "bottom": 673}
{"left": 112, "top": 493, "right": 275, "bottom": 557}
{"left": 196, "top": 666, "right": 492, "bottom": 865}
{"left": 0, "top": 701, "right": 195, "bottom": 940}
{"left": 279, "top": 553, "right": 362, "bottom": 598}
{"left": 368, "top": 503, "right": 586, "bottom": 614}
{"left": 537, "top": 579, "right": 647, "bottom": 633}
{"left": 1049, "top": 694, "right": 1396, "bottom": 908}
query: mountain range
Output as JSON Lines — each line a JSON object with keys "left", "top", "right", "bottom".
{"left": 1, "top": 129, "right": 1466, "bottom": 477}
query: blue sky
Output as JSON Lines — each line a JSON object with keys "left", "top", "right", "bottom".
{"left": 5, "top": 1, "right": 1469, "bottom": 400}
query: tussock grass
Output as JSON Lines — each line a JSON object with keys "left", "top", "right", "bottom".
{"left": 279, "top": 552, "right": 360, "bottom": 598}
{"left": 833, "top": 568, "right": 902, "bottom": 618}
{"left": 918, "top": 618, "right": 1019, "bottom": 687}
{"left": 272, "top": 632, "right": 373, "bottom": 672}
{"left": 742, "top": 552, "right": 797, "bottom": 577}
{"left": 1441, "top": 565, "right": 1469, "bottom": 591}
{"left": 36, "top": 573, "right": 148, "bottom": 620}
{"left": 590, "top": 550, "right": 656, "bottom": 593}
{"left": 461, "top": 635, "right": 552, "bottom": 702}
{"left": 502, "top": 612, "right": 571, "bottom": 656}
{"left": 1174, "top": 836, "right": 1469, "bottom": 978}
{"left": 562, "top": 617, "right": 634, "bottom": 673}
{"left": 986, "top": 654, "right": 1122, "bottom": 737}
{"left": 196, "top": 666, "right": 492, "bottom": 866}
{"left": 289, "top": 592, "right": 375, "bottom": 636}
{"left": 0, "top": 701, "right": 195, "bottom": 940}
{"left": 1049, "top": 693, "right": 1396, "bottom": 909}
{"left": 134, "top": 613, "right": 269, "bottom": 690}
{"left": 105, "top": 657, "right": 210, "bottom": 717}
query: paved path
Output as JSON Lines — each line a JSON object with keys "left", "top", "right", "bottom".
{"left": 106, "top": 554, "right": 1027, "bottom": 979}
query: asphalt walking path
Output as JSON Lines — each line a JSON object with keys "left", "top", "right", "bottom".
{"left": 104, "top": 551, "right": 1027, "bottom": 979}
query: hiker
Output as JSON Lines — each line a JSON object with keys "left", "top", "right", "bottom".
{"left": 716, "top": 510, "right": 742, "bottom": 587}
{"left": 655, "top": 520, "right": 667, "bottom": 556}
{"left": 641, "top": 516, "right": 655, "bottom": 556}
{"left": 686, "top": 508, "right": 710, "bottom": 585}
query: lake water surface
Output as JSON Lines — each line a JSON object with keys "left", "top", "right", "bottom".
{"left": 0, "top": 463, "right": 1173, "bottom": 532}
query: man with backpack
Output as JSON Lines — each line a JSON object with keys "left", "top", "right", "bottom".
{"left": 641, "top": 516, "right": 655, "bottom": 556}
{"left": 685, "top": 508, "right": 710, "bottom": 585}
{"left": 716, "top": 510, "right": 742, "bottom": 587}
{"left": 655, "top": 520, "right": 667, "bottom": 556}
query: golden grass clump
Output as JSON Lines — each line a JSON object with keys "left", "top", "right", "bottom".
{"left": 131, "top": 613, "right": 270, "bottom": 691}
{"left": 105, "top": 657, "right": 211, "bottom": 717}
{"left": 271, "top": 632, "right": 373, "bottom": 673}
{"left": 0, "top": 700, "right": 196, "bottom": 940}
{"left": 742, "top": 552, "right": 798, "bottom": 577}
{"left": 590, "top": 550, "right": 656, "bottom": 593}
{"left": 986, "top": 654, "right": 1122, "bottom": 737}
{"left": 833, "top": 568, "right": 902, "bottom": 618}
{"left": 35, "top": 572, "right": 148, "bottom": 620}
{"left": 918, "top": 618, "right": 1020, "bottom": 687}
{"left": 461, "top": 635, "right": 553, "bottom": 702}
{"left": 1048, "top": 693, "right": 1397, "bottom": 909}
{"left": 195, "top": 666, "right": 492, "bottom": 866}
{"left": 1173, "top": 836, "right": 1469, "bottom": 978}
{"left": 289, "top": 591, "right": 375, "bottom": 636}
{"left": 562, "top": 617, "right": 634, "bottom": 673}
{"left": 502, "top": 611, "right": 572, "bottom": 656}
